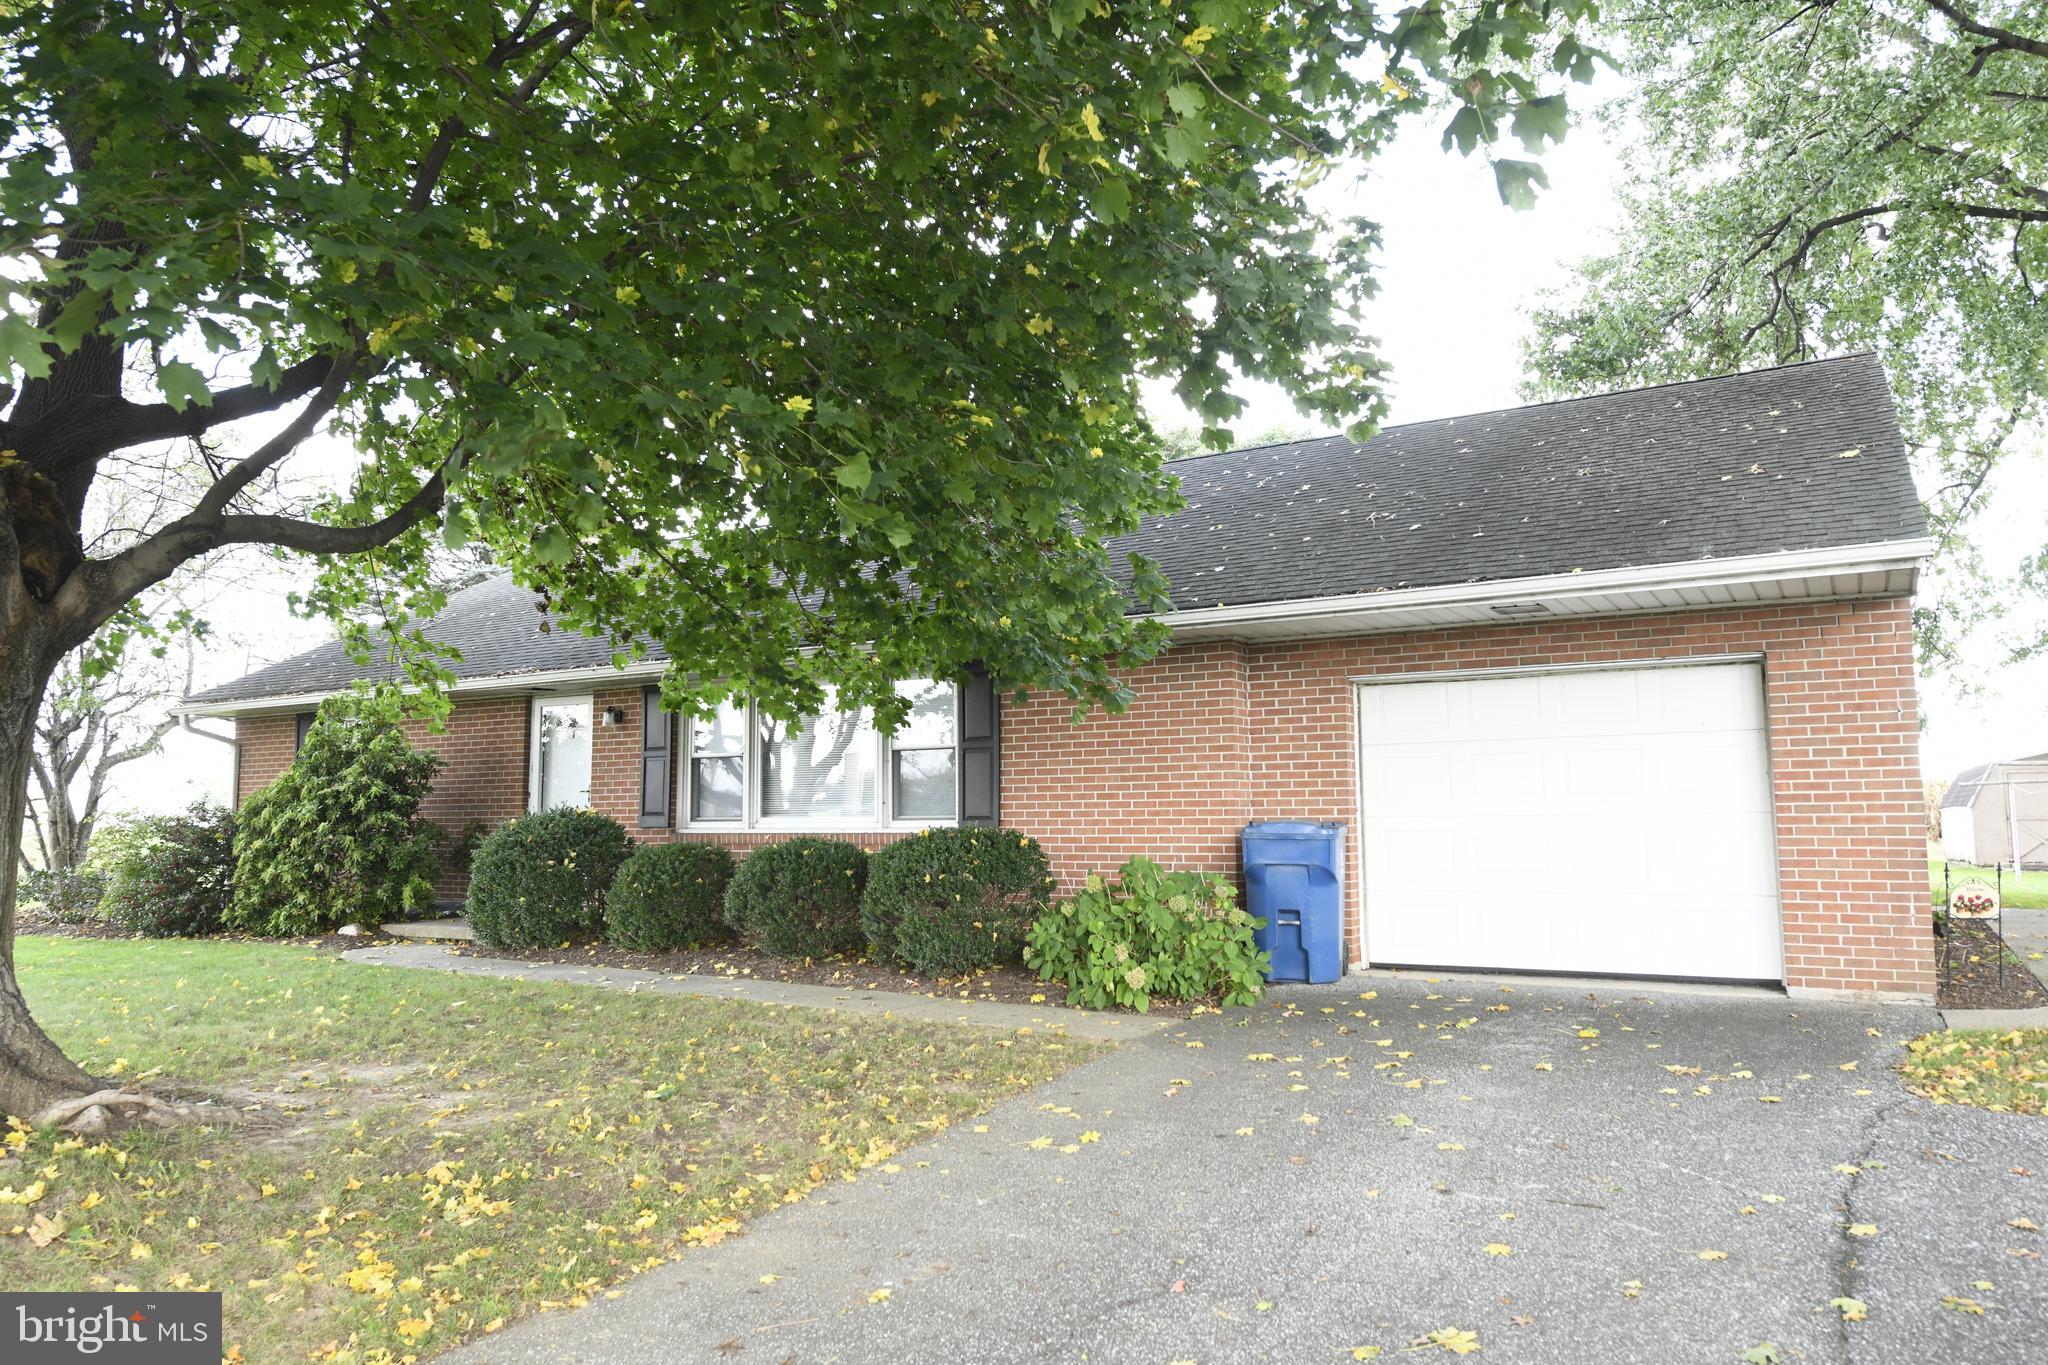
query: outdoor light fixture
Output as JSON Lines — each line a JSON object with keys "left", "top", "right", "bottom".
{"left": 1489, "top": 601, "right": 1550, "bottom": 616}
{"left": 599, "top": 706, "right": 627, "bottom": 726}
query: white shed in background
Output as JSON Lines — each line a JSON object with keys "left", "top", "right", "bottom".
{"left": 1942, "top": 754, "right": 2048, "bottom": 871}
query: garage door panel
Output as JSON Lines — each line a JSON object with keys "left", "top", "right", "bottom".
{"left": 1358, "top": 662, "right": 1782, "bottom": 983}
{"left": 1366, "top": 889, "right": 1781, "bottom": 980}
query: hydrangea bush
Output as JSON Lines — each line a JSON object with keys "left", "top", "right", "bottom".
{"left": 1024, "top": 856, "right": 1267, "bottom": 1012}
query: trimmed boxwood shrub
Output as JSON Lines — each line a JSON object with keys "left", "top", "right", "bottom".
{"left": 722, "top": 837, "right": 867, "bottom": 959}
{"left": 861, "top": 827, "right": 1052, "bottom": 976}
{"left": 604, "top": 843, "right": 735, "bottom": 951}
{"left": 230, "top": 690, "right": 443, "bottom": 935}
{"left": 101, "top": 804, "right": 238, "bottom": 938}
{"left": 467, "top": 808, "right": 633, "bottom": 948}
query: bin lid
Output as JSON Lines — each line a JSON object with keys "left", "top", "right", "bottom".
{"left": 1242, "top": 820, "right": 1344, "bottom": 839}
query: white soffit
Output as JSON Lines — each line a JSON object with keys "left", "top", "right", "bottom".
{"left": 1156, "top": 539, "right": 1931, "bottom": 643}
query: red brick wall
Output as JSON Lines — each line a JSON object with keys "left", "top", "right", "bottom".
{"left": 1002, "top": 640, "right": 1253, "bottom": 887}
{"left": 234, "top": 598, "right": 1931, "bottom": 996}
{"left": 1001, "top": 598, "right": 1932, "bottom": 999}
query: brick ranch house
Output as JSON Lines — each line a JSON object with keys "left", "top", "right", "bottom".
{"left": 181, "top": 354, "right": 1937, "bottom": 1000}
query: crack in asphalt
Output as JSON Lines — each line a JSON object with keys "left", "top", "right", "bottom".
{"left": 1834, "top": 1093, "right": 1919, "bottom": 1365}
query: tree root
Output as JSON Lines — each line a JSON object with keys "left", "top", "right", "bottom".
{"left": 29, "top": 1086, "right": 215, "bottom": 1136}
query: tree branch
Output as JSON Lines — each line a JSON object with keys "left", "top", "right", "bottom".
{"left": 185, "top": 352, "right": 360, "bottom": 524}
{"left": 214, "top": 471, "right": 447, "bottom": 554}
{"left": 0, "top": 355, "right": 338, "bottom": 474}
{"left": 1921, "top": 0, "right": 2048, "bottom": 63}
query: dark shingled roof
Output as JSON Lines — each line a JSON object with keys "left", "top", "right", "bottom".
{"left": 188, "top": 353, "right": 1925, "bottom": 706}
{"left": 1945, "top": 764, "right": 1995, "bottom": 810}
{"left": 1122, "top": 351, "right": 1921, "bottom": 609}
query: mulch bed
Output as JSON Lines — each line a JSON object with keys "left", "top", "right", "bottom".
{"left": 16, "top": 906, "right": 408, "bottom": 954}
{"left": 1938, "top": 916, "right": 2048, "bottom": 1011}
{"left": 14, "top": 907, "right": 137, "bottom": 940}
{"left": 446, "top": 939, "right": 1215, "bottom": 1019}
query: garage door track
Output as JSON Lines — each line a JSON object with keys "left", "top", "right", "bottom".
{"left": 443, "top": 977, "right": 2044, "bottom": 1364}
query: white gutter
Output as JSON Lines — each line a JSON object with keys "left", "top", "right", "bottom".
{"left": 1148, "top": 536, "right": 1934, "bottom": 633}
{"left": 177, "top": 536, "right": 1933, "bottom": 719}
{"left": 171, "top": 657, "right": 673, "bottom": 719}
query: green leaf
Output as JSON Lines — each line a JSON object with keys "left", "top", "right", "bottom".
{"left": 156, "top": 361, "right": 214, "bottom": 412}
{"left": 1441, "top": 105, "right": 1485, "bottom": 156}
{"left": 1493, "top": 158, "right": 1550, "bottom": 210}
{"left": 1091, "top": 176, "right": 1132, "bottom": 224}
{"left": 1162, "top": 123, "right": 1205, "bottom": 168}
{"left": 1510, "top": 96, "right": 1568, "bottom": 153}
{"left": 1165, "top": 84, "right": 1207, "bottom": 116}
{"left": 0, "top": 315, "right": 51, "bottom": 380}
{"left": 49, "top": 288, "right": 106, "bottom": 353}
{"left": 834, "top": 452, "right": 874, "bottom": 492}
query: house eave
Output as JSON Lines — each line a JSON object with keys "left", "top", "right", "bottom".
{"left": 178, "top": 537, "right": 1933, "bottom": 718}
{"left": 173, "top": 658, "right": 673, "bottom": 720}
{"left": 1153, "top": 537, "right": 1933, "bottom": 642}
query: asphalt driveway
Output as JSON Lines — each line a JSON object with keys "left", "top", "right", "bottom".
{"left": 443, "top": 977, "right": 2045, "bottom": 1364}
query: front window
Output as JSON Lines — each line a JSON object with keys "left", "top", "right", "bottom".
{"left": 891, "top": 679, "right": 957, "bottom": 819}
{"left": 678, "top": 681, "right": 957, "bottom": 829}
{"left": 760, "top": 688, "right": 879, "bottom": 820}
{"left": 533, "top": 695, "right": 593, "bottom": 810}
{"left": 689, "top": 700, "right": 747, "bottom": 822}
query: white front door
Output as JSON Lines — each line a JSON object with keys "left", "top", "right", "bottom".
{"left": 1356, "top": 660, "right": 1783, "bottom": 982}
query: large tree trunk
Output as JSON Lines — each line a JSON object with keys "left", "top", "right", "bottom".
{"left": 0, "top": 632, "right": 96, "bottom": 1119}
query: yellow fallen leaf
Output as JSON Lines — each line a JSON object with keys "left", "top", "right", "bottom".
{"left": 1352, "top": 1349, "right": 1382, "bottom": 1361}
{"left": 1830, "top": 1296, "right": 1868, "bottom": 1322}
{"left": 759, "top": 1274, "right": 779, "bottom": 1284}
{"left": 868, "top": 1287, "right": 892, "bottom": 1303}
{"left": 1846, "top": 1224, "right": 1878, "bottom": 1239}
{"left": 1484, "top": 1243, "right": 1512, "bottom": 1257}
{"left": 1429, "top": 1326, "right": 1482, "bottom": 1355}
{"left": 1698, "top": 1250, "right": 1728, "bottom": 1261}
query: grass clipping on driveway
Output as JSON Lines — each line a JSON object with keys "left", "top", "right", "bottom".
{"left": 1, "top": 938, "right": 1102, "bottom": 1363}
{"left": 1901, "top": 1027, "right": 2048, "bottom": 1115}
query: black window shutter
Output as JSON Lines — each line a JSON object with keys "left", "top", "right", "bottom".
{"left": 958, "top": 666, "right": 999, "bottom": 826}
{"left": 293, "top": 712, "right": 315, "bottom": 754}
{"left": 639, "top": 687, "right": 673, "bottom": 828}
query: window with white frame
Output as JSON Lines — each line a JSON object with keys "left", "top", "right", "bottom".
{"left": 680, "top": 680, "right": 959, "bottom": 829}
{"left": 688, "top": 699, "right": 747, "bottom": 822}
{"left": 890, "top": 679, "right": 957, "bottom": 820}
{"left": 530, "top": 694, "right": 593, "bottom": 810}
{"left": 761, "top": 687, "right": 879, "bottom": 821}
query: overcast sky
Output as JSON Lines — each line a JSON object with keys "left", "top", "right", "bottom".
{"left": 116, "top": 102, "right": 2048, "bottom": 818}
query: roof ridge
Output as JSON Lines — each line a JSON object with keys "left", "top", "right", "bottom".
{"left": 1160, "top": 352, "right": 1884, "bottom": 466}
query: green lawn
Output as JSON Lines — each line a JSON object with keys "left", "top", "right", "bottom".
{"left": 1, "top": 938, "right": 1102, "bottom": 1363}
{"left": 1929, "top": 855, "right": 2048, "bottom": 910}
{"left": 1901, "top": 1028, "right": 2048, "bottom": 1116}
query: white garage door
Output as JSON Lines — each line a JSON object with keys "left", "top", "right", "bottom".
{"left": 1356, "top": 661, "right": 1782, "bottom": 982}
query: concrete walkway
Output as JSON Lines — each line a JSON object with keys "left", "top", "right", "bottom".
{"left": 340, "top": 942, "right": 1166, "bottom": 1042}
{"left": 432, "top": 975, "right": 2048, "bottom": 1365}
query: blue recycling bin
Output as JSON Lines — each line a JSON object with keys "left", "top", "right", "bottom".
{"left": 1241, "top": 821, "right": 1345, "bottom": 984}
